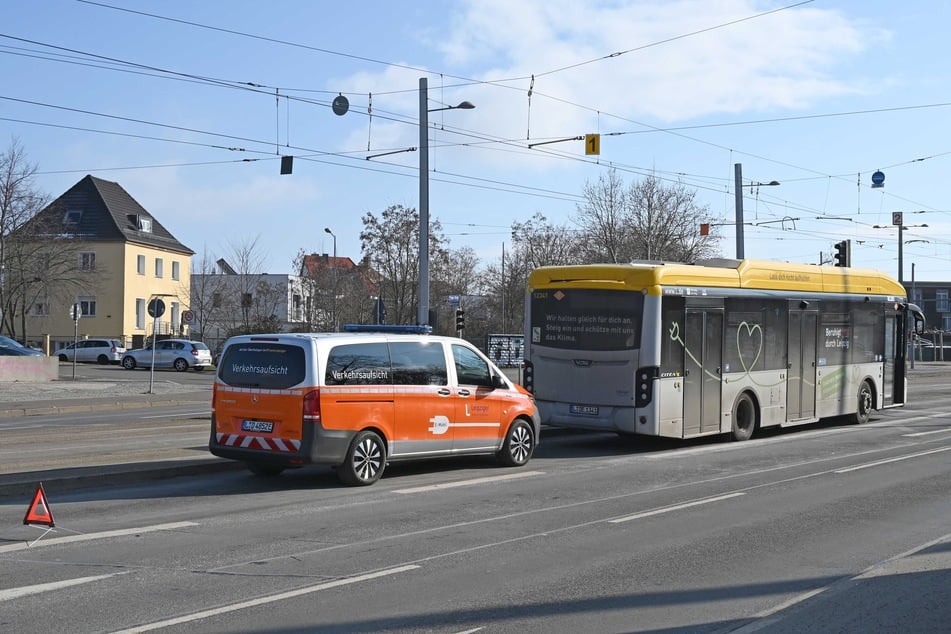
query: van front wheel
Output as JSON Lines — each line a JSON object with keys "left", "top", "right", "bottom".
{"left": 338, "top": 430, "right": 386, "bottom": 486}
{"left": 497, "top": 419, "right": 535, "bottom": 467}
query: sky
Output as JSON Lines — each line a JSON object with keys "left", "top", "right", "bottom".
{"left": 3, "top": 0, "right": 951, "bottom": 282}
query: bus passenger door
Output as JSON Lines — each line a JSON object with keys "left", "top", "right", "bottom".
{"left": 883, "top": 312, "right": 898, "bottom": 405}
{"left": 787, "top": 308, "right": 817, "bottom": 420}
{"left": 683, "top": 308, "right": 723, "bottom": 436}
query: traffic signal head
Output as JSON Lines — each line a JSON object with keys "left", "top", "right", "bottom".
{"left": 833, "top": 240, "right": 851, "bottom": 267}
{"left": 455, "top": 308, "right": 465, "bottom": 331}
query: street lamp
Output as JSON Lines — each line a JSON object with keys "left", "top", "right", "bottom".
{"left": 418, "top": 76, "right": 474, "bottom": 326}
{"left": 733, "top": 163, "right": 780, "bottom": 259}
{"left": 324, "top": 227, "right": 337, "bottom": 331}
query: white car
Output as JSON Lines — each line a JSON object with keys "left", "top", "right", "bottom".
{"left": 57, "top": 338, "right": 126, "bottom": 364}
{"left": 121, "top": 339, "right": 213, "bottom": 372}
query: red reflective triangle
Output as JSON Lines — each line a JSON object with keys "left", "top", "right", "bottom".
{"left": 23, "top": 483, "right": 55, "bottom": 528}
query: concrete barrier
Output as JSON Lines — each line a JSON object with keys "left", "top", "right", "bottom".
{"left": 0, "top": 356, "right": 58, "bottom": 382}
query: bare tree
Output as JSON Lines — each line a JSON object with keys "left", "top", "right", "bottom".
{"left": 360, "top": 204, "right": 448, "bottom": 325}
{"left": 1, "top": 138, "right": 93, "bottom": 343}
{"left": 576, "top": 170, "right": 720, "bottom": 263}
{"left": 187, "top": 245, "right": 232, "bottom": 345}
{"left": 575, "top": 169, "right": 631, "bottom": 263}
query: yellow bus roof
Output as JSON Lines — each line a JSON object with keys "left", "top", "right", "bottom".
{"left": 527, "top": 259, "right": 906, "bottom": 297}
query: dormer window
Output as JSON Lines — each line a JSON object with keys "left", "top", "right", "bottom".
{"left": 127, "top": 214, "right": 152, "bottom": 233}
{"left": 63, "top": 209, "right": 82, "bottom": 226}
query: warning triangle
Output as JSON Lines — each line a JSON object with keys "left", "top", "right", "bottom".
{"left": 23, "top": 483, "right": 55, "bottom": 528}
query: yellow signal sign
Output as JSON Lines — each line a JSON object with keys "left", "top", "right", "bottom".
{"left": 585, "top": 134, "right": 600, "bottom": 156}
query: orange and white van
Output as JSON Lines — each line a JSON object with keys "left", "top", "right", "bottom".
{"left": 209, "top": 325, "right": 540, "bottom": 486}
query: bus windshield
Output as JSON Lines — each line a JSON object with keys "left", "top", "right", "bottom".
{"left": 529, "top": 288, "right": 642, "bottom": 351}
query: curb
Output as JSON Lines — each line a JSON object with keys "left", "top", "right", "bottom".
{"left": 0, "top": 459, "right": 244, "bottom": 500}
{"left": 0, "top": 396, "right": 209, "bottom": 419}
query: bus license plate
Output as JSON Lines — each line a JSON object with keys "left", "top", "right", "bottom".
{"left": 242, "top": 420, "right": 274, "bottom": 433}
{"left": 570, "top": 404, "right": 599, "bottom": 416}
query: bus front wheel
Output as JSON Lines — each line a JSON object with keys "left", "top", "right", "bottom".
{"left": 851, "top": 380, "right": 873, "bottom": 425}
{"left": 730, "top": 392, "right": 757, "bottom": 441}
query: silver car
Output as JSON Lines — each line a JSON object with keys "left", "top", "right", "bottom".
{"left": 121, "top": 339, "right": 213, "bottom": 372}
{"left": 57, "top": 338, "right": 126, "bottom": 364}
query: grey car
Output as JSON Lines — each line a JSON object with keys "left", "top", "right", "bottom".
{"left": 121, "top": 339, "right": 213, "bottom": 372}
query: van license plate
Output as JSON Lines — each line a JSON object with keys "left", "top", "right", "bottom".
{"left": 242, "top": 420, "right": 274, "bottom": 433}
{"left": 570, "top": 404, "right": 599, "bottom": 416}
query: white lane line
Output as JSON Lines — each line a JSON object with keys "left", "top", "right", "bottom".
{"left": 834, "top": 446, "right": 951, "bottom": 473}
{"left": 394, "top": 470, "right": 545, "bottom": 494}
{"left": 902, "top": 428, "right": 951, "bottom": 438}
{"left": 0, "top": 573, "right": 125, "bottom": 602}
{"left": 0, "top": 522, "right": 199, "bottom": 554}
{"left": 113, "top": 565, "right": 420, "bottom": 633}
{"left": 139, "top": 412, "right": 209, "bottom": 420}
{"left": 609, "top": 492, "right": 746, "bottom": 523}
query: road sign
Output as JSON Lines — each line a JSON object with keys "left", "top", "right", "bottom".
{"left": 892, "top": 211, "right": 903, "bottom": 226}
{"left": 585, "top": 133, "right": 601, "bottom": 156}
{"left": 69, "top": 303, "right": 81, "bottom": 321}
{"left": 148, "top": 298, "right": 166, "bottom": 318}
{"left": 872, "top": 170, "right": 885, "bottom": 188}
{"left": 181, "top": 309, "right": 195, "bottom": 324}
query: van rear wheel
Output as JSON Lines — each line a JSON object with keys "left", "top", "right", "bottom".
{"left": 338, "top": 430, "right": 386, "bottom": 486}
{"left": 497, "top": 419, "right": 535, "bottom": 467}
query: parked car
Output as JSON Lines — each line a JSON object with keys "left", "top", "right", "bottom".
{"left": 0, "top": 335, "right": 45, "bottom": 356}
{"left": 57, "top": 338, "right": 126, "bottom": 365}
{"left": 122, "top": 339, "right": 213, "bottom": 372}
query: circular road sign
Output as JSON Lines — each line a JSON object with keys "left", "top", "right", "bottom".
{"left": 182, "top": 309, "right": 195, "bottom": 324}
{"left": 332, "top": 94, "right": 349, "bottom": 116}
{"left": 148, "top": 298, "right": 166, "bottom": 318}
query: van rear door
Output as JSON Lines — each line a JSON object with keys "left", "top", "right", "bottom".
{"left": 214, "top": 341, "right": 308, "bottom": 453}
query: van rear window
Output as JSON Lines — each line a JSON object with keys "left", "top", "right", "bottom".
{"left": 218, "top": 343, "right": 305, "bottom": 389}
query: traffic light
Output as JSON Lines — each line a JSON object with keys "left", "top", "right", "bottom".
{"left": 833, "top": 239, "right": 851, "bottom": 267}
{"left": 455, "top": 308, "right": 465, "bottom": 332}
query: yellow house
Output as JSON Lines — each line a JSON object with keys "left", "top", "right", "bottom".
{"left": 24, "top": 175, "right": 194, "bottom": 352}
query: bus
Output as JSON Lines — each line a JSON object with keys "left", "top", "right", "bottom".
{"left": 523, "top": 258, "right": 924, "bottom": 441}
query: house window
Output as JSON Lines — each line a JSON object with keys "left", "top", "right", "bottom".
{"left": 137, "top": 254, "right": 146, "bottom": 275}
{"left": 78, "top": 252, "right": 96, "bottom": 271}
{"left": 171, "top": 302, "right": 180, "bottom": 332}
{"left": 63, "top": 209, "right": 83, "bottom": 226}
{"left": 31, "top": 300, "right": 50, "bottom": 316}
{"left": 77, "top": 296, "right": 97, "bottom": 317}
{"left": 212, "top": 292, "right": 221, "bottom": 309}
{"left": 937, "top": 290, "right": 949, "bottom": 313}
{"left": 241, "top": 293, "right": 253, "bottom": 308}
{"left": 155, "top": 258, "right": 164, "bottom": 278}
{"left": 172, "top": 261, "right": 180, "bottom": 281}
{"left": 293, "top": 294, "right": 302, "bottom": 320}
{"left": 136, "top": 298, "right": 146, "bottom": 329}
{"left": 138, "top": 216, "right": 152, "bottom": 232}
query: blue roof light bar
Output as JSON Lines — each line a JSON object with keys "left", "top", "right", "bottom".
{"left": 342, "top": 324, "right": 432, "bottom": 334}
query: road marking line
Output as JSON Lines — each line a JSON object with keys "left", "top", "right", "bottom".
{"left": 394, "top": 470, "right": 545, "bottom": 494}
{"left": 902, "top": 428, "right": 951, "bottom": 437}
{"left": 834, "top": 446, "right": 951, "bottom": 473}
{"left": 0, "top": 573, "right": 124, "bottom": 602}
{"left": 609, "top": 492, "right": 746, "bottom": 523}
{"left": 0, "top": 521, "right": 199, "bottom": 553}
{"left": 113, "top": 565, "right": 420, "bottom": 633}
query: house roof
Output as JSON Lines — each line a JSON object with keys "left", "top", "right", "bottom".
{"left": 34, "top": 175, "right": 193, "bottom": 255}
{"left": 299, "top": 253, "right": 359, "bottom": 277}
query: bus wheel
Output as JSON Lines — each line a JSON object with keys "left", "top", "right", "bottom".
{"left": 246, "top": 462, "right": 284, "bottom": 477}
{"left": 497, "top": 419, "right": 535, "bottom": 467}
{"left": 731, "top": 392, "right": 757, "bottom": 441}
{"left": 851, "top": 380, "right": 873, "bottom": 425}
{"left": 338, "top": 430, "right": 386, "bottom": 486}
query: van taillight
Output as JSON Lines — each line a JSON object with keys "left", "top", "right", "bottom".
{"left": 303, "top": 389, "right": 321, "bottom": 423}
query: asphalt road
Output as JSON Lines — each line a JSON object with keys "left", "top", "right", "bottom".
{"left": 0, "top": 363, "right": 947, "bottom": 632}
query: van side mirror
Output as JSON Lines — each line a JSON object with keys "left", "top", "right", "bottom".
{"left": 491, "top": 372, "right": 507, "bottom": 390}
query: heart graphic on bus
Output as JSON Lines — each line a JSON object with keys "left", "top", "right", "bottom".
{"left": 736, "top": 321, "right": 763, "bottom": 375}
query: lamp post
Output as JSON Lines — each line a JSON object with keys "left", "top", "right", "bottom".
{"left": 418, "top": 77, "right": 474, "bottom": 326}
{"left": 733, "top": 163, "right": 780, "bottom": 259}
{"left": 324, "top": 227, "right": 337, "bottom": 331}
